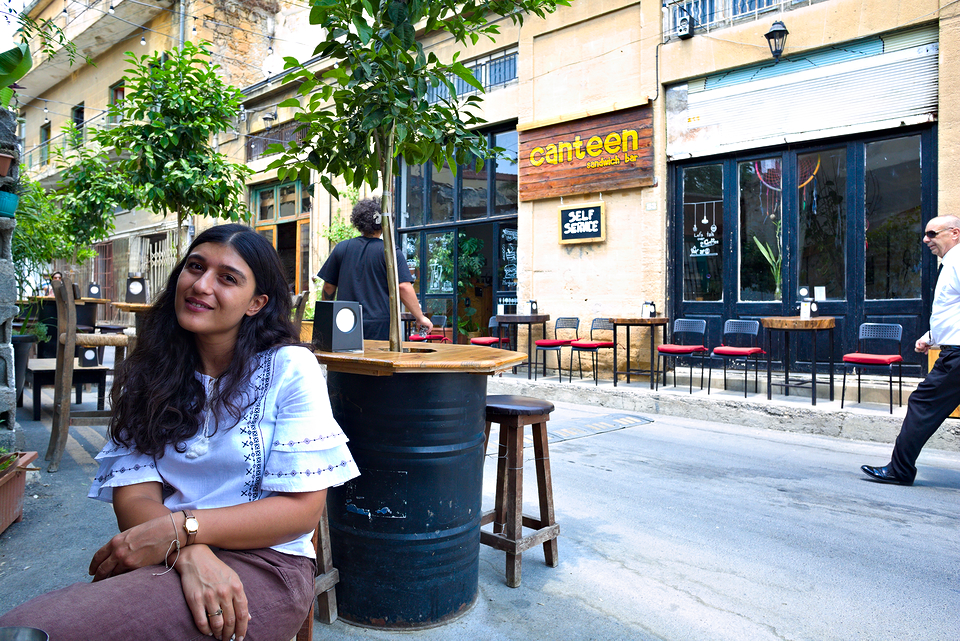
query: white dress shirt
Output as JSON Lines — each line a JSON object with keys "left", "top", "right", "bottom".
{"left": 928, "top": 243, "right": 960, "bottom": 347}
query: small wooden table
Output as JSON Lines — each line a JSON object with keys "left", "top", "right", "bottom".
{"left": 21, "top": 358, "right": 108, "bottom": 421}
{"left": 761, "top": 316, "right": 835, "bottom": 406}
{"left": 610, "top": 317, "right": 669, "bottom": 388}
{"left": 494, "top": 314, "right": 550, "bottom": 379}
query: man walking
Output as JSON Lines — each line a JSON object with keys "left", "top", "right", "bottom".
{"left": 319, "top": 198, "right": 432, "bottom": 341}
{"left": 862, "top": 215, "right": 960, "bottom": 485}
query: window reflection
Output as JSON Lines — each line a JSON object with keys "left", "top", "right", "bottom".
{"left": 682, "top": 165, "right": 723, "bottom": 302}
{"left": 494, "top": 130, "right": 518, "bottom": 216}
{"left": 430, "top": 162, "right": 455, "bottom": 224}
{"left": 739, "top": 158, "right": 782, "bottom": 301}
{"left": 865, "top": 136, "right": 922, "bottom": 300}
{"left": 798, "top": 149, "right": 846, "bottom": 300}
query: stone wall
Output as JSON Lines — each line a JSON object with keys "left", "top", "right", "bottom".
{"left": 0, "top": 109, "right": 18, "bottom": 451}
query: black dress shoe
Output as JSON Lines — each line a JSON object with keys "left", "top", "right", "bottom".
{"left": 861, "top": 464, "right": 913, "bottom": 486}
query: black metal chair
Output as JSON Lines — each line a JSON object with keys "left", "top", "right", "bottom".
{"left": 841, "top": 323, "right": 903, "bottom": 414}
{"left": 568, "top": 318, "right": 615, "bottom": 385}
{"left": 534, "top": 317, "right": 579, "bottom": 382}
{"left": 655, "top": 319, "right": 708, "bottom": 393}
{"left": 707, "top": 320, "right": 764, "bottom": 398}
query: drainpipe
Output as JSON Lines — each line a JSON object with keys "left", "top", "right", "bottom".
{"left": 179, "top": 0, "right": 186, "bottom": 48}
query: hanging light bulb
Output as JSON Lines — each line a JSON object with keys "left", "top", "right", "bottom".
{"left": 267, "top": 38, "right": 274, "bottom": 55}
{"left": 140, "top": 29, "right": 146, "bottom": 46}
{"left": 44, "top": 101, "right": 48, "bottom": 114}
{"left": 108, "top": 4, "right": 115, "bottom": 14}
{"left": 62, "top": 3, "right": 68, "bottom": 17}
{"left": 192, "top": 25, "right": 197, "bottom": 36}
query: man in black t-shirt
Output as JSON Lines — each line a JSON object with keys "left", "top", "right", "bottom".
{"left": 318, "top": 198, "right": 432, "bottom": 341}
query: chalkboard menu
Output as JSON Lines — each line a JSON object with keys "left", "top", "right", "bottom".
{"left": 559, "top": 202, "right": 605, "bottom": 244}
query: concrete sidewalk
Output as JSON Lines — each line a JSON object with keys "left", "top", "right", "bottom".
{"left": 1, "top": 380, "right": 958, "bottom": 640}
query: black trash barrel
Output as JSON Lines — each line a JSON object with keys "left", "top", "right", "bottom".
{"left": 326, "top": 370, "right": 486, "bottom": 629}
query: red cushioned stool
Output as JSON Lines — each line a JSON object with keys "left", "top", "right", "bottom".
{"left": 480, "top": 395, "right": 559, "bottom": 587}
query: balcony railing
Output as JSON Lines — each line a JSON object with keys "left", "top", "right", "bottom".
{"left": 22, "top": 120, "right": 121, "bottom": 173}
{"left": 663, "top": 0, "right": 827, "bottom": 41}
{"left": 246, "top": 120, "right": 308, "bottom": 162}
{"left": 427, "top": 49, "right": 518, "bottom": 104}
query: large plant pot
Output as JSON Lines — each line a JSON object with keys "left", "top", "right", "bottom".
{"left": 0, "top": 191, "right": 18, "bottom": 218}
{"left": 0, "top": 452, "right": 38, "bottom": 536}
{"left": 12, "top": 335, "right": 37, "bottom": 404}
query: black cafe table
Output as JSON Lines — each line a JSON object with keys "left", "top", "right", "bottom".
{"left": 761, "top": 316, "right": 835, "bottom": 406}
{"left": 495, "top": 314, "right": 550, "bottom": 379}
{"left": 610, "top": 317, "right": 669, "bottom": 389}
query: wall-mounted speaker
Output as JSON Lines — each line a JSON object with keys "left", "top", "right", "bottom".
{"left": 312, "top": 301, "right": 364, "bottom": 353}
{"left": 677, "top": 15, "right": 695, "bottom": 39}
{"left": 126, "top": 274, "right": 147, "bottom": 304}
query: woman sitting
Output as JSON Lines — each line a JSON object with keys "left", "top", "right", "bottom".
{"left": 0, "top": 224, "right": 359, "bottom": 641}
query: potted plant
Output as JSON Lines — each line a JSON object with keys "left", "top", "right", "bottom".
{"left": 456, "top": 233, "right": 485, "bottom": 342}
{"left": 0, "top": 447, "right": 39, "bottom": 535}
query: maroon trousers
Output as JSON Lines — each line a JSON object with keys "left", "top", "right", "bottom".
{"left": 0, "top": 548, "right": 314, "bottom": 641}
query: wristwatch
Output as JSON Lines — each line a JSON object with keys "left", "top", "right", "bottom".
{"left": 182, "top": 510, "right": 199, "bottom": 545}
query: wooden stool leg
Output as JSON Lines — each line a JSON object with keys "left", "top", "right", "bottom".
{"left": 314, "top": 509, "right": 338, "bottom": 624}
{"left": 532, "top": 421, "right": 558, "bottom": 567}
{"left": 504, "top": 423, "right": 523, "bottom": 588}
{"left": 493, "top": 422, "right": 509, "bottom": 535}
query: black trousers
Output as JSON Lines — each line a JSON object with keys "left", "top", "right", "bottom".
{"left": 891, "top": 348, "right": 960, "bottom": 483}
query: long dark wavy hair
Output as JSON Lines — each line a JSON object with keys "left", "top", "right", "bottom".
{"left": 109, "top": 224, "right": 299, "bottom": 456}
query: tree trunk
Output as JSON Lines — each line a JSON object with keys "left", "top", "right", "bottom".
{"left": 380, "top": 130, "right": 402, "bottom": 352}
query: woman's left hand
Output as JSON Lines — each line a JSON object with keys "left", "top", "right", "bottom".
{"left": 177, "top": 545, "right": 250, "bottom": 641}
{"left": 88, "top": 513, "right": 180, "bottom": 581}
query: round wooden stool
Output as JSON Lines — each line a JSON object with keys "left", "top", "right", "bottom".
{"left": 480, "top": 395, "right": 559, "bottom": 588}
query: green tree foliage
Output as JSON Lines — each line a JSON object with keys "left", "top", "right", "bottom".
{"left": 94, "top": 42, "right": 252, "bottom": 254}
{"left": 269, "top": 0, "right": 570, "bottom": 203}
{"left": 11, "top": 175, "right": 78, "bottom": 302}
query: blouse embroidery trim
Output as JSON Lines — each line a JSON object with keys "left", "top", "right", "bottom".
{"left": 239, "top": 347, "right": 276, "bottom": 501}
{"left": 93, "top": 461, "right": 157, "bottom": 484}
{"left": 263, "top": 459, "right": 353, "bottom": 479}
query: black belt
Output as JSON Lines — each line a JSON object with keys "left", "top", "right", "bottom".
{"left": 938, "top": 345, "right": 960, "bottom": 352}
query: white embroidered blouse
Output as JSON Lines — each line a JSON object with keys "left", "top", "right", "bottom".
{"left": 89, "top": 345, "right": 360, "bottom": 559}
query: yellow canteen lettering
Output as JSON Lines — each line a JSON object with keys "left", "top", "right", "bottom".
{"left": 530, "top": 129, "right": 642, "bottom": 167}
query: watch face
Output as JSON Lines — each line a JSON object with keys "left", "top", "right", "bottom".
{"left": 185, "top": 516, "right": 199, "bottom": 533}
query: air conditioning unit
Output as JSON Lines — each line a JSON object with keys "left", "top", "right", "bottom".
{"left": 677, "top": 15, "right": 695, "bottom": 40}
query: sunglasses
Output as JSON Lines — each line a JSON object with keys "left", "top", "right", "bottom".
{"left": 924, "top": 227, "right": 957, "bottom": 239}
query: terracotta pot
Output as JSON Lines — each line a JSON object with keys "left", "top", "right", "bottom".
{"left": 0, "top": 152, "right": 13, "bottom": 177}
{"left": 0, "top": 452, "right": 38, "bottom": 535}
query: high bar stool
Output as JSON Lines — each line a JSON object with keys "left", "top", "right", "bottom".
{"left": 480, "top": 395, "right": 559, "bottom": 588}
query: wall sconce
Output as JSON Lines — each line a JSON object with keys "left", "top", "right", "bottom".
{"left": 765, "top": 21, "right": 789, "bottom": 61}
{"left": 262, "top": 111, "right": 277, "bottom": 126}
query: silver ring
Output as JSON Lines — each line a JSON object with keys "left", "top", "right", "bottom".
{"left": 207, "top": 608, "right": 223, "bottom": 617}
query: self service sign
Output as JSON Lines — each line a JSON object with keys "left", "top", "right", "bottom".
{"left": 559, "top": 202, "right": 605, "bottom": 244}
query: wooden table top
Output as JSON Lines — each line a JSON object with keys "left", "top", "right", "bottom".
{"left": 608, "top": 317, "right": 669, "bottom": 325}
{"left": 493, "top": 314, "right": 550, "bottom": 323}
{"left": 25, "top": 297, "right": 111, "bottom": 305}
{"left": 760, "top": 316, "right": 835, "bottom": 330}
{"left": 112, "top": 302, "right": 152, "bottom": 314}
{"left": 315, "top": 340, "right": 527, "bottom": 377}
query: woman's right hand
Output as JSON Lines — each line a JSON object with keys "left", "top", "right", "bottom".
{"left": 88, "top": 512, "right": 182, "bottom": 581}
{"left": 178, "top": 545, "right": 250, "bottom": 641}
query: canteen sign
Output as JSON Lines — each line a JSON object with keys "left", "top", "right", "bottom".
{"left": 519, "top": 105, "right": 654, "bottom": 201}
{"left": 559, "top": 202, "right": 605, "bottom": 245}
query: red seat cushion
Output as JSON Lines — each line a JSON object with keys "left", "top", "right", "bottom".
{"left": 535, "top": 339, "right": 573, "bottom": 347}
{"left": 408, "top": 334, "right": 427, "bottom": 341}
{"left": 471, "top": 337, "right": 504, "bottom": 346}
{"left": 843, "top": 353, "right": 903, "bottom": 365}
{"left": 713, "top": 346, "right": 763, "bottom": 356}
{"left": 657, "top": 344, "right": 707, "bottom": 354}
{"left": 571, "top": 340, "right": 615, "bottom": 349}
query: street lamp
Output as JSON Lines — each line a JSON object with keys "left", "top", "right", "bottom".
{"left": 764, "top": 21, "right": 789, "bottom": 61}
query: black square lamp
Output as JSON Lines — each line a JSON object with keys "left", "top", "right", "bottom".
{"left": 312, "top": 301, "right": 364, "bottom": 352}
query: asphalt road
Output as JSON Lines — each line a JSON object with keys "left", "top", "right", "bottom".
{"left": 1, "top": 394, "right": 958, "bottom": 640}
